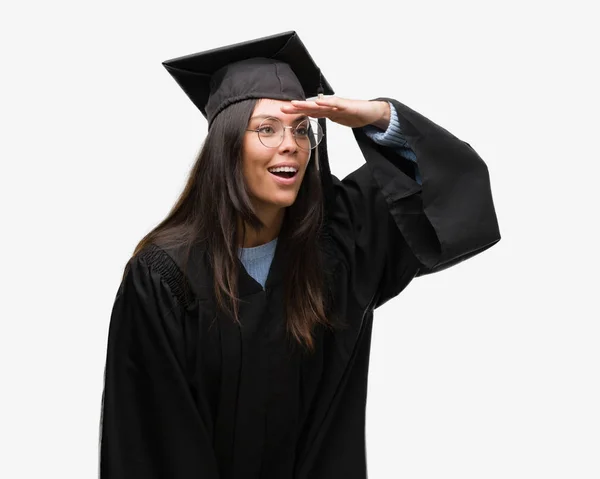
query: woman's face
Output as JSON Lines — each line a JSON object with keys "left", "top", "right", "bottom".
{"left": 242, "top": 99, "right": 312, "bottom": 215}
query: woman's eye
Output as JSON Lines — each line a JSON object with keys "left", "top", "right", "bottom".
{"left": 295, "top": 127, "right": 309, "bottom": 136}
{"left": 259, "top": 126, "right": 275, "bottom": 135}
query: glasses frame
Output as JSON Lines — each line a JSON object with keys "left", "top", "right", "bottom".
{"left": 246, "top": 116, "right": 323, "bottom": 151}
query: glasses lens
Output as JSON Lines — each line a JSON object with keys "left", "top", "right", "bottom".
{"left": 255, "top": 117, "right": 324, "bottom": 150}
{"left": 294, "top": 119, "right": 323, "bottom": 150}
{"left": 257, "top": 118, "right": 284, "bottom": 148}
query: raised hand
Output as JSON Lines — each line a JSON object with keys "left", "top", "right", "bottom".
{"left": 280, "top": 96, "right": 390, "bottom": 130}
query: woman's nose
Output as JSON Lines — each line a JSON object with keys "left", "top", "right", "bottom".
{"left": 279, "top": 127, "right": 298, "bottom": 152}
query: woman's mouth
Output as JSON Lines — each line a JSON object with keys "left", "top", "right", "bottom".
{"left": 267, "top": 167, "right": 299, "bottom": 186}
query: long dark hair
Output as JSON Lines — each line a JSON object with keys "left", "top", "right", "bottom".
{"left": 129, "top": 99, "right": 337, "bottom": 353}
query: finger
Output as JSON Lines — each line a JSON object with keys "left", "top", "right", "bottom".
{"left": 280, "top": 105, "right": 339, "bottom": 114}
{"left": 280, "top": 110, "right": 339, "bottom": 120}
{"left": 289, "top": 99, "right": 343, "bottom": 110}
{"left": 280, "top": 104, "right": 339, "bottom": 115}
{"left": 314, "top": 97, "right": 344, "bottom": 109}
{"left": 285, "top": 100, "right": 337, "bottom": 109}
{"left": 290, "top": 100, "right": 320, "bottom": 108}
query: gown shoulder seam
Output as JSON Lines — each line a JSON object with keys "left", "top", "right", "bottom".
{"left": 136, "top": 244, "right": 195, "bottom": 309}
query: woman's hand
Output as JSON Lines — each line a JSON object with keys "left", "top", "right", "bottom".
{"left": 280, "top": 96, "right": 390, "bottom": 130}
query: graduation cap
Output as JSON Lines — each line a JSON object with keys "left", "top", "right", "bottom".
{"left": 162, "top": 31, "right": 335, "bottom": 127}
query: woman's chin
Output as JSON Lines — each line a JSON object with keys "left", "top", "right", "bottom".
{"left": 249, "top": 187, "right": 301, "bottom": 211}
{"left": 265, "top": 192, "right": 298, "bottom": 208}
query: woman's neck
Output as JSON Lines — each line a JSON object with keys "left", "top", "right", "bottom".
{"left": 237, "top": 207, "right": 285, "bottom": 248}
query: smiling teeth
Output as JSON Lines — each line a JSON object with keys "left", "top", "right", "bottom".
{"left": 268, "top": 167, "right": 298, "bottom": 173}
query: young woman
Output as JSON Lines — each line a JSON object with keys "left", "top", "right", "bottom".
{"left": 99, "top": 31, "right": 500, "bottom": 479}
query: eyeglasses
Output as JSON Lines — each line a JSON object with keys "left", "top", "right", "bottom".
{"left": 246, "top": 117, "right": 323, "bottom": 151}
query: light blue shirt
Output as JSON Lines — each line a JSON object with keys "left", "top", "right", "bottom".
{"left": 239, "top": 102, "right": 418, "bottom": 288}
{"left": 238, "top": 236, "right": 278, "bottom": 289}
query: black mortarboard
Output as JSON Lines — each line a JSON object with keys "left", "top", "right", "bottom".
{"left": 162, "top": 31, "right": 334, "bottom": 127}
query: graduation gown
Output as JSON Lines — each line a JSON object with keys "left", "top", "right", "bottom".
{"left": 99, "top": 99, "right": 500, "bottom": 479}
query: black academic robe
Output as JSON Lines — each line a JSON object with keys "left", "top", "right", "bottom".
{"left": 99, "top": 99, "right": 500, "bottom": 479}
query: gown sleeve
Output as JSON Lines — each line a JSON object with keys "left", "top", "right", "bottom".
{"left": 99, "top": 251, "right": 219, "bottom": 479}
{"left": 329, "top": 98, "right": 501, "bottom": 310}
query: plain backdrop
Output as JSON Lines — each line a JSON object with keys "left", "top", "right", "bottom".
{"left": 1, "top": 0, "right": 598, "bottom": 478}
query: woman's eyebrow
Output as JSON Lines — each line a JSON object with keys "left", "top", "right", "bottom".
{"left": 250, "top": 114, "right": 308, "bottom": 123}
